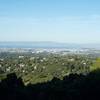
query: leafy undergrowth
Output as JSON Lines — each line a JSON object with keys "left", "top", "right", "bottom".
{"left": 0, "top": 69, "right": 100, "bottom": 100}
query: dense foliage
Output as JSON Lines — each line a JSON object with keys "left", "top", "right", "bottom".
{"left": 0, "top": 70, "right": 100, "bottom": 100}
{"left": 0, "top": 52, "right": 97, "bottom": 84}
{"left": 0, "top": 52, "right": 100, "bottom": 100}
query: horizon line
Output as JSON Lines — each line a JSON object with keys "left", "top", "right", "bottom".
{"left": 0, "top": 41, "right": 100, "bottom": 44}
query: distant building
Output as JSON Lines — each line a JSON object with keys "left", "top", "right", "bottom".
{"left": 19, "top": 56, "right": 24, "bottom": 59}
{"left": 30, "top": 57, "right": 35, "bottom": 60}
{"left": 34, "top": 66, "right": 37, "bottom": 70}
{"left": 19, "top": 64, "right": 25, "bottom": 67}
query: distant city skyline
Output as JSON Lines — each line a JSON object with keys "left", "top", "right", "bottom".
{"left": 0, "top": 0, "right": 100, "bottom": 43}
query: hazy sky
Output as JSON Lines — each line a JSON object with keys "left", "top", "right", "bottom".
{"left": 0, "top": 0, "right": 100, "bottom": 43}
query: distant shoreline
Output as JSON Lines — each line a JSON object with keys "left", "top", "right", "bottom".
{"left": 0, "top": 42, "right": 100, "bottom": 49}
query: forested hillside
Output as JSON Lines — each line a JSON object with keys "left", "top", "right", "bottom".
{"left": 0, "top": 52, "right": 100, "bottom": 100}
{"left": 0, "top": 52, "right": 97, "bottom": 84}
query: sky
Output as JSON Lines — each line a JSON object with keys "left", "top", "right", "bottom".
{"left": 0, "top": 0, "right": 100, "bottom": 43}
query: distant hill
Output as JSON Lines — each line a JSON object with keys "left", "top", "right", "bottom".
{"left": 0, "top": 41, "right": 100, "bottom": 49}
